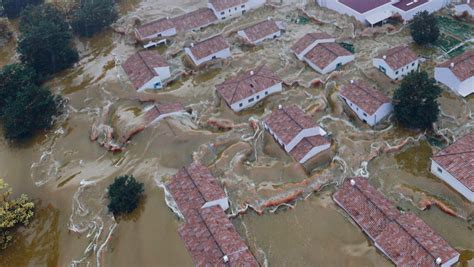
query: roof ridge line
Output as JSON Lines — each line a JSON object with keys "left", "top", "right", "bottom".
{"left": 354, "top": 82, "right": 386, "bottom": 104}
{"left": 137, "top": 51, "right": 157, "bottom": 77}
{"left": 434, "top": 150, "right": 474, "bottom": 158}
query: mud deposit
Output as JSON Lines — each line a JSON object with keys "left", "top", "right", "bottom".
{"left": 0, "top": 0, "right": 473, "bottom": 266}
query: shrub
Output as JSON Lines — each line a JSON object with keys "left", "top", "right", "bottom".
{"left": 72, "top": 0, "right": 118, "bottom": 37}
{"left": 107, "top": 175, "right": 144, "bottom": 217}
{"left": 410, "top": 11, "right": 440, "bottom": 45}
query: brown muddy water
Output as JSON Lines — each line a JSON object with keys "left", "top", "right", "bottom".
{"left": 0, "top": 0, "right": 473, "bottom": 266}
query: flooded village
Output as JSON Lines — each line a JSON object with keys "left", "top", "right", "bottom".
{"left": 0, "top": 0, "right": 473, "bottom": 266}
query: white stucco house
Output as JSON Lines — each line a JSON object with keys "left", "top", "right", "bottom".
{"left": 184, "top": 35, "right": 231, "bottom": 66}
{"left": 455, "top": 0, "right": 474, "bottom": 16}
{"left": 264, "top": 105, "right": 331, "bottom": 164}
{"left": 135, "top": 18, "right": 176, "bottom": 44}
{"left": 434, "top": 50, "right": 474, "bottom": 97}
{"left": 122, "top": 50, "right": 171, "bottom": 92}
{"left": 373, "top": 45, "right": 419, "bottom": 80}
{"left": 237, "top": 19, "right": 284, "bottom": 45}
{"left": 216, "top": 65, "right": 282, "bottom": 112}
{"left": 316, "top": 0, "right": 451, "bottom": 25}
{"left": 339, "top": 80, "right": 393, "bottom": 126}
{"left": 291, "top": 32, "right": 354, "bottom": 74}
{"left": 208, "top": 0, "right": 265, "bottom": 20}
{"left": 431, "top": 132, "right": 474, "bottom": 202}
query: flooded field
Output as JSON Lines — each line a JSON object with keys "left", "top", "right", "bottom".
{"left": 0, "top": 0, "right": 473, "bottom": 266}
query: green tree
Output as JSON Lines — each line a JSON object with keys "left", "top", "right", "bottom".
{"left": 1, "top": 0, "right": 42, "bottom": 18}
{"left": 410, "top": 11, "right": 440, "bottom": 45}
{"left": 393, "top": 71, "right": 442, "bottom": 130}
{"left": 17, "top": 4, "right": 78, "bottom": 77}
{"left": 0, "top": 178, "right": 35, "bottom": 250}
{"left": 72, "top": 0, "right": 117, "bottom": 37}
{"left": 0, "top": 64, "right": 62, "bottom": 141}
{"left": 107, "top": 175, "right": 144, "bottom": 217}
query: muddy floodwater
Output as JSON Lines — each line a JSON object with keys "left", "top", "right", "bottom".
{"left": 0, "top": 0, "right": 473, "bottom": 266}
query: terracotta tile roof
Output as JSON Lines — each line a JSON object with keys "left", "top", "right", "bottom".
{"left": 289, "top": 135, "right": 330, "bottom": 162}
{"left": 167, "top": 162, "right": 226, "bottom": 219}
{"left": 340, "top": 80, "right": 391, "bottom": 115}
{"left": 209, "top": 0, "right": 248, "bottom": 11}
{"left": 240, "top": 19, "right": 280, "bottom": 43}
{"left": 438, "top": 50, "right": 474, "bottom": 82}
{"left": 339, "top": 0, "right": 391, "bottom": 13}
{"left": 188, "top": 35, "right": 230, "bottom": 60}
{"left": 122, "top": 50, "right": 169, "bottom": 90}
{"left": 291, "top": 32, "right": 334, "bottom": 56}
{"left": 143, "top": 103, "right": 183, "bottom": 124}
{"left": 304, "top": 42, "right": 352, "bottom": 70}
{"left": 216, "top": 65, "right": 281, "bottom": 106}
{"left": 432, "top": 132, "right": 474, "bottom": 191}
{"left": 171, "top": 8, "right": 218, "bottom": 32}
{"left": 392, "top": 0, "right": 429, "bottom": 11}
{"left": 334, "top": 177, "right": 460, "bottom": 267}
{"left": 135, "top": 18, "right": 174, "bottom": 41}
{"left": 375, "top": 45, "right": 418, "bottom": 70}
{"left": 264, "top": 105, "right": 315, "bottom": 145}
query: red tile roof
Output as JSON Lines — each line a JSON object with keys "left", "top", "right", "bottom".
{"left": 339, "top": 0, "right": 391, "bottom": 13}
{"left": 291, "top": 32, "right": 334, "bottom": 56}
{"left": 171, "top": 8, "right": 218, "bottom": 32}
{"left": 135, "top": 18, "right": 174, "bottom": 41}
{"left": 216, "top": 65, "right": 281, "bottom": 106}
{"left": 340, "top": 80, "right": 391, "bottom": 115}
{"left": 143, "top": 103, "right": 184, "bottom": 124}
{"left": 304, "top": 42, "right": 352, "bottom": 70}
{"left": 432, "top": 132, "right": 474, "bottom": 192}
{"left": 334, "top": 177, "right": 460, "bottom": 267}
{"left": 188, "top": 35, "right": 230, "bottom": 60}
{"left": 209, "top": 0, "right": 248, "bottom": 11}
{"left": 375, "top": 45, "right": 418, "bottom": 70}
{"left": 240, "top": 19, "right": 280, "bottom": 43}
{"left": 167, "top": 162, "right": 226, "bottom": 219}
{"left": 290, "top": 135, "right": 330, "bottom": 162}
{"left": 438, "top": 50, "right": 474, "bottom": 82}
{"left": 264, "top": 105, "right": 316, "bottom": 145}
{"left": 392, "top": 0, "right": 429, "bottom": 11}
{"left": 122, "top": 50, "right": 169, "bottom": 90}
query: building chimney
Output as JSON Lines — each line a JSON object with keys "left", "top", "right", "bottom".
{"left": 383, "top": 55, "right": 387, "bottom": 60}
{"left": 267, "top": 16, "right": 272, "bottom": 21}
{"left": 250, "top": 70, "right": 254, "bottom": 75}
{"left": 350, "top": 179, "right": 356, "bottom": 186}
{"left": 278, "top": 104, "right": 282, "bottom": 109}
{"left": 450, "top": 62, "right": 454, "bottom": 68}
{"left": 223, "top": 255, "right": 229, "bottom": 263}
{"left": 435, "top": 258, "right": 442, "bottom": 265}
{"left": 191, "top": 43, "right": 194, "bottom": 47}
{"left": 350, "top": 80, "right": 354, "bottom": 84}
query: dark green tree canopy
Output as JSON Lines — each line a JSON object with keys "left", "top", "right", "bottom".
{"left": 0, "top": 64, "right": 61, "bottom": 141}
{"left": 1, "top": 0, "right": 42, "bottom": 18}
{"left": 72, "top": 0, "right": 118, "bottom": 37}
{"left": 107, "top": 175, "right": 144, "bottom": 217}
{"left": 17, "top": 4, "right": 78, "bottom": 77}
{"left": 410, "top": 11, "right": 440, "bottom": 45}
{"left": 393, "top": 71, "right": 442, "bottom": 130}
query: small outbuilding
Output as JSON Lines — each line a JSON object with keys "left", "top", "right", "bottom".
{"left": 434, "top": 50, "right": 474, "bottom": 97}
{"left": 373, "top": 45, "right": 419, "bottom": 80}
{"left": 237, "top": 19, "right": 283, "bottom": 45}
{"left": 184, "top": 35, "right": 231, "bottom": 66}
{"left": 208, "top": 0, "right": 265, "bottom": 20}
{"left": 122, "top": 50, "right": 171, "bottom": 92}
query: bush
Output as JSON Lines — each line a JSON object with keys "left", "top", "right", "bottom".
{"left": 17, "top": 4, "right": 78, "bottom": 77}
{"left": 1, "top": 0, "right": 42, "bottom": 18}
{"left": 0, "top": 64, "right": 61, "bottom": 141}
{"left": 393, "top": 71, "right": 442, "bottom": 130}
{"left": 72, "top": 0, "right": 117, "bottom": 37}
{"left": 107, "top": 175, "right": 144, "bottom": 217}
{"left": 0, "top": 178, "right": 35, "bottom": 250}
{"left": 410, "top": 11, "right": 440, "bottom": 45}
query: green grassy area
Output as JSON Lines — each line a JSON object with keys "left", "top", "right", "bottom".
{"left": 434, "top": 32, "right": 462, "bottom": 53}
{"left": 434, "top": 16, "right": 473, "bottom": 56}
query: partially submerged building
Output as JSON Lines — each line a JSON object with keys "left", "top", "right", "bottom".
{"left": 167, "top": 162, "right": 258, "bottom": 266}
{"left": 316, "top": 0, "right": 451, "bottom": 26}
{"left": 264, "top": 105, "right": 331, "bottom": 164}
{"left": 434, "top": 50, "right": 474, "bottom": 97}
{"left": 134, "top": 18, "right": 176, "bottom": 43}
{"left": 334, "top": 177, "right": 460, "bottom": 267}
{"left": 143, "top": 103, "right": 184, "bottom": 125}
{"left": 292, "top": 32, "right": 354, "bottom": 74}
{"left": 455, "top": 0, "right": 474, "bottom": 16}
{"left": 171, "top": 8, "right": 218, "bottom": 32}
{"left": 216, "top": 65, "right": 282, "bottom": 112}
{"left": 122, "top": 50, "right": 171, "bottom": 92}
{"left": 431, "top": 132, "right": 474, "bottom": 202}
{"left": 237, "top": 19, "right": 283, "bottom": 45}
{"left": 208, "top": 0, "right": 265, "bottom": 20}
{"left": 373, "top": 45, "right": 419, "bottom": 80}
{"left": 339, "top": 80, "right": 393, "bottom": 126}
{"left": 184, "top": 35, "right": 231, "bottom": 66}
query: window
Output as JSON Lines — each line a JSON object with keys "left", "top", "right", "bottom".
{"left": 363, "top": 113, "right": 367, "bottom": 117}
{"left": 221, "top": 17, "right": 225, "bottom": 20}
{"left": 241, "top": 4, "right": 245, "bottom": 8}
{"left": 221, "top": 11, "right": 225, "bottom": 15}
{"left": 239, "top": 103, "right": 243, "bottom": 107}
{"left": 273, "top": 35, "right": 277, "bottom": 39}
{"left": 154, "top": 82, "right": 162, "bottom": 88}
{"left": 437, "top": 167, "right": 443, "bottom": 173}
{"left": 265, "top": 91, "right": 269, "bottom": 95}
{"left": 396, "top": 71, "right": 399, "bottom": 75}
{"left": 248, "top": 98, "right": 254, "bottom": 103}
{"left": 412, "top": 62, "right": 415, "bottom": 66}
{"left": 212, "top": 56, "right": 217, "bottom": 59}
{"left": 235, "top": 7, "right": 237, "bottom": 10}
{"left": 356, "top": 107, "right": 359, "bottom": 111}
{"left": 157, "top": 33, "right": 162, "bottom": 37}
{"left": 250, "top": 84, "right": 254, "bottom": 88}
{"left": 228, "top": 9, "right": 231, "bottom": 12}
{"left": 336, "top": 62, "right": 342, "bottom": 69}
{"left": 379, "top": 65, "right": 386, "bottom": 74}
{"left": 256, "top": 95, "right": 260, "bottom": 99}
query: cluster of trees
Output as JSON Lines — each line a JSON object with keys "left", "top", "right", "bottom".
{"left": 410, "top": 11, "right": 440, "bottom": 45}
{"left": 107, "top": 175, "right": 144, "bottom": 217}
{"left": 0, "top": 178, "right": 35, "bottom": 250}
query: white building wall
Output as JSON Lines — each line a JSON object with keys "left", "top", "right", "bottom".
{"left": 237, "top": 29, "right": 282, "bottom": 45}
{"left": 201, "top": 197, "right": 229, "bottom": 211}
{"left": 185, "top": 47, "right": 232, "bottom": 66}
{"left": 286, "top": 127, "right": 327, "bottom": 152}
{"left": 304, "top": 54, "right": 354, "bottom": 74}
{"left": 458, "top": 77, "right": 474, "bottom": 97}
{"left": 229, "top": 82, "right": 282, "bottom": 112}
{"left": 435, "top": 67, "right": 462, "bottom": 93}
{"left": 295, "top": 38, "right": 335, "bottom": 60}
{"left": 394, "top": 0, "right": 450, "bottom": 20}
{"left": 455, "top": 4, "right": 474, "bottom": 15}
{"left": 208, "top": 0, "right": 265, "bottom": 20}
{"left": 339, "top": 96, "right": 393, "bottom": 126}
{"left": 373, "top": 58, "right": 419, "bottom": 80}
{"left": 138, "top": 76, "right": 163, "bottom": 92}
{"left": 299, "top": 143, "right": 331, "bottom": 163}
{"left": 136, "top": 27, "right": 177, "bottom": 43}
{"left": 431, "top": 160, "right": 474, "bottom": 202}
